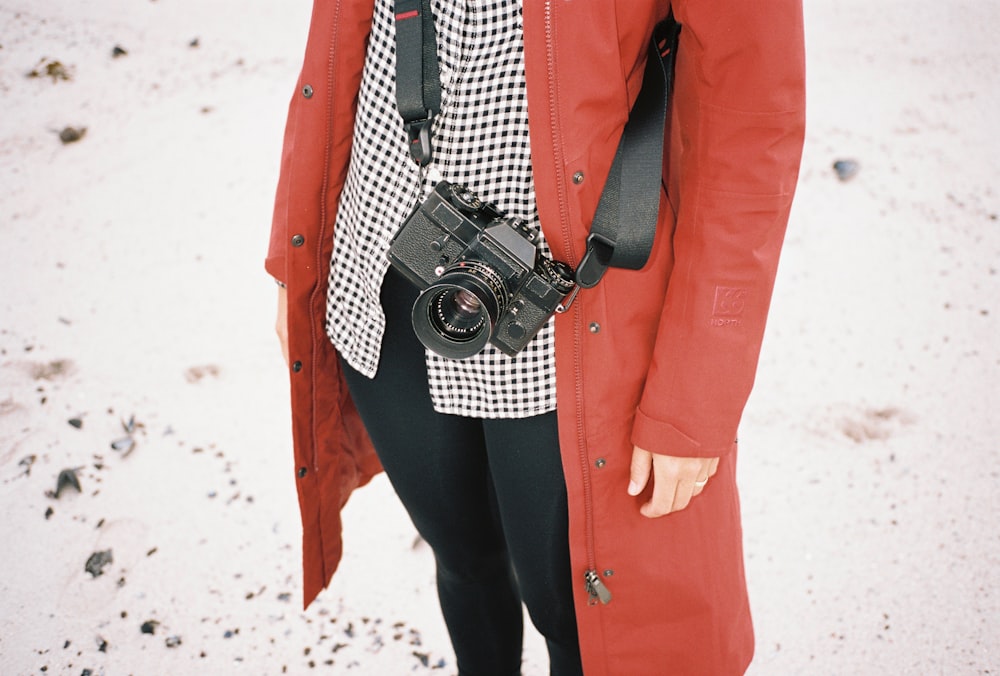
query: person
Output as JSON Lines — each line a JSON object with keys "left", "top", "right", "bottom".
{"left": 267, "top": 1, "right": 805, "bottom": 674}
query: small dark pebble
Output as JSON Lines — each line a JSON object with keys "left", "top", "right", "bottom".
{"left": 277, "top": 592, "right": 292, "bottom": 603}
{"left": 165, "top": 635, "right": 182, "bottom": 648}
{"left": 141, "top": 620, "right": 159, "bottom": 635}
{"left": 85, "top": 550, "right": 113, "bottom": 577}
{"left": 147, "top": 547, "right": 158, "bottom": 557}
{"left": 122, "top": 415, "right": 138, "bottom": 434}
{"left": 28, "top": 59, "right": 71, "bottom": 81}
{"left": 832, "top": 158, "right": 859, "bottom": 182}
{"left": 54, "top": 468, "right": 82, "bottom": 498}
{"left": 223, "top": 630, "right": 234, "bottom": 639}
{"left": 45, "top": 506, "right": 54, "bottom": 520}
{"left": 413, "top": 651, "right": 430, "bottom": 667}
{"left": 68, "top": 417, "right": 83, "bottom": 429}
{"left": 111, "top": 436, "right": 135, "bottom": 455}
{"left": 97, "top": 637, "right": 108, "bottom": 653}
{"left": 59, "top": 127, "right": 87, "bottom": 144}
{"left": 82, "top": 670, "right": 93, "bottom": 676}
{"left": 189, "top": 37, "right": 200, "bottom": 48}
{"left": 19, "top": 454, "right": 37, "bottom": 476}
{"left": 112, "top": 45, "right": 128, "bottom": 58}
{"left": 63, "top": 640, "right": 71, "bottom": 649}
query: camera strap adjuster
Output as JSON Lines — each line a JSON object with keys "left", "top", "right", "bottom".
{"left": 405, "top": 116, "right": 434, "bottom": 167}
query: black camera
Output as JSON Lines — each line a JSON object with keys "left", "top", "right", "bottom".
{"left": 387, "top": 181, "right": 576, "bottom": 359}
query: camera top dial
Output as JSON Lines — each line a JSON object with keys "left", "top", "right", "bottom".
{"left": 448, "top": 184, "right": 483, "bottom": 213}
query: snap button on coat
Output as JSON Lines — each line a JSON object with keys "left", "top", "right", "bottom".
{"left": 291, "top": 234, "right": 305, "bottom": 247}
{"left": 302, "top": 84, "right": 314, "bottom": 98}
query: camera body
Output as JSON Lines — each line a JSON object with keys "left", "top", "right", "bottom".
{"left": 388, "top": 181, "right": 575, "bottom": 359}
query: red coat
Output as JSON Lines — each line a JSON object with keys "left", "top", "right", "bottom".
{"left": 266, "top": 1, "right": 805, "bottom": 673}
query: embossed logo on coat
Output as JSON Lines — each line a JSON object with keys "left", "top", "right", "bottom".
{"left": 711, "top": 286, "right": 747, "bottom": 327}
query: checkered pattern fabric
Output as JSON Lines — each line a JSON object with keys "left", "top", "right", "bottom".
{"left": 326, "top": 0, "right": 557, "bottom": 419}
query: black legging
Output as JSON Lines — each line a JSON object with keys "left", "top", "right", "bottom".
{"left": 340, "top": 268, "right": 583, "bottom": 676}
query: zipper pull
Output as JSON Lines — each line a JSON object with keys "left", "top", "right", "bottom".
{"left": 585, "top": 569, "right": 612, "bottom": 605}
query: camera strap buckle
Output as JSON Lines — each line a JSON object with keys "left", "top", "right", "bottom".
{"left": 405, "top": 116, "right": 434, "bottom": 167}
{"left": 574, "top": 233, "right": 614, "bottom": 289}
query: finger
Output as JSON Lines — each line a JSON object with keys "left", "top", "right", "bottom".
{"left": 692, "top": 457, "right": 716, "bottom": 496}
{"left": 628, "top": 447, "right": 653, "bottom": 496}
{"left": 641, "top": 455, "right": 679, "bottom": 518}
{"left": 670, "top": 476, "right": 696, "bottom": 512}
{"left": 642, "top": 477, "right": 678, "bottom": 518}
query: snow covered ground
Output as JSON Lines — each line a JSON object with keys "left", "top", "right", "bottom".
{"left": 1, "top": 0, "right": 997, "bottom": 673}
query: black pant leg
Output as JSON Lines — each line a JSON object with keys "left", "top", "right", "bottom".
{"left": 339, "top": 269, "right": 523, "bottom": 676}
{"left": 482, "top": 416, "right": 585, "bottom": 676}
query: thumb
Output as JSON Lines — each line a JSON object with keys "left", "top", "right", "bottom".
{"left": 628, "top": 446, "right": 653, "bottom": 496}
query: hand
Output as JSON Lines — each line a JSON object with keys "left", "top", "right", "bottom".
{"left": 275, "top": 285, "right": 289, "bottom": 366}
{"left": 628, "top": 447, "right": 719, "bottom": 518}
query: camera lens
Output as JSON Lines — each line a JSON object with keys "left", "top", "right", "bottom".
{"left": 411, "top": 261, "right": 508, "bottom": 359}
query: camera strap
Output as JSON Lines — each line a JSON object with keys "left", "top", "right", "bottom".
{"left": 394, "top": 0, "right": 442, "bottom": 167}
{"left": 574, "top": 21, "right": 679, "bottom": 287}
{"left": 393, "top": 3, "right": 680, "bottom": 288}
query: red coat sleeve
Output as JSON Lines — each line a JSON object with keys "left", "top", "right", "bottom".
{"left": 631, "top": 0, "right": 807, "bottom": 458}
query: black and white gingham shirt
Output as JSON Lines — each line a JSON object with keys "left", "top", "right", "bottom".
{"left": 326, "top": 0, "right": 557, "bottom": 419}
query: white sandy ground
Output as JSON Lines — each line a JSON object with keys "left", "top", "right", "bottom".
{"left": 0, "top": 0, "right": 997, "bottom": 673}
